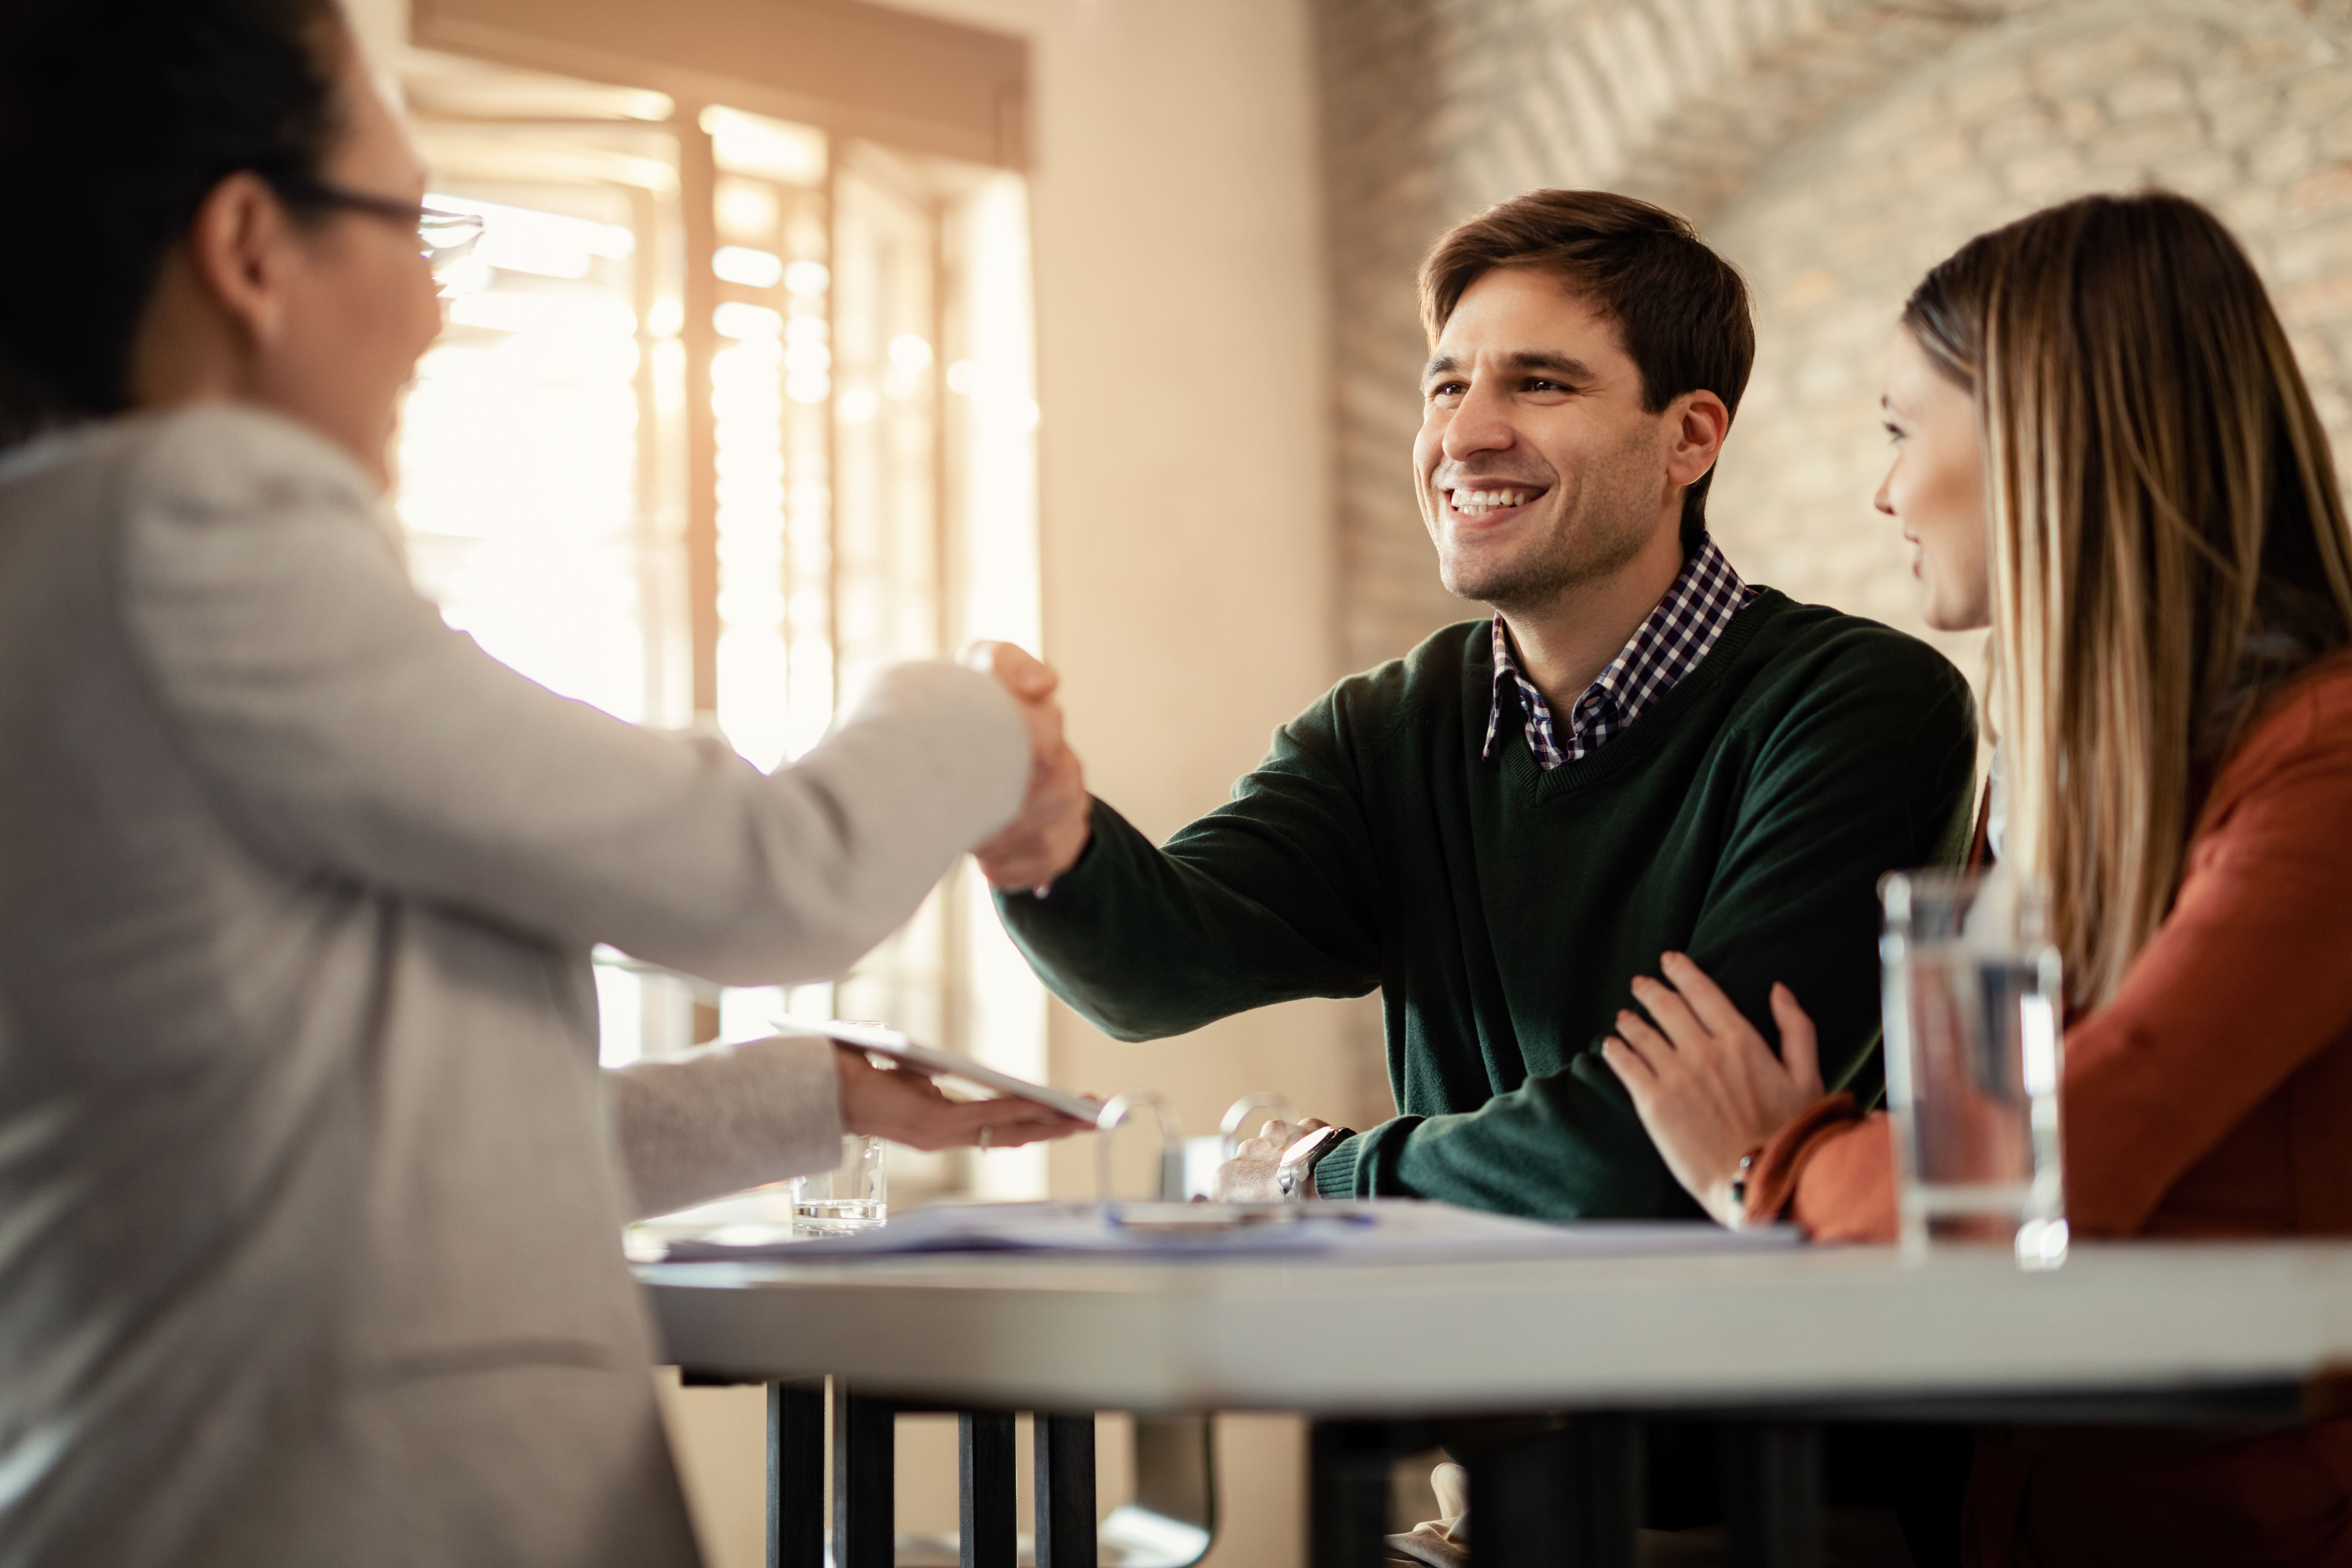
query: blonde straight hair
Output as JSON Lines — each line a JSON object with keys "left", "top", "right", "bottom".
{"left": 1904, "top": 193, "right": 2352, "bottom": 1007}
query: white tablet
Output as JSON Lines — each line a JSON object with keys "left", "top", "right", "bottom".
{"left": 775, "top": 1016, "right": 1103, "bottom": 1123}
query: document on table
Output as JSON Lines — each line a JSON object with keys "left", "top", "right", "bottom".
{"left": 653, "top": 1198, "right": 1802, "bottom": 1264}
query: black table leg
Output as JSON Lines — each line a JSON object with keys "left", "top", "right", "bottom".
{"left": 960, "top": 1411, "right": 1018, "bottom": 1568}
{"left": 768, "top": 1380, "right": 825, "bottom": 1568}
{"left": 1566, "top": 1415, "right": 1642, "bottom": 1568}
{"left": 1723, "top": 1421, "right": 1822, "bottom": 1568}
{"left": 1471, "top": 1424, "right": 1577, "bottom": 1567}
{"left": 1307, "top": 1420, "right": 1394, "bottom": 1568}
{"left": 1034, "top": 1412, "right": 1098, "bottom": 1568}
{"left": 833, "top": 1387, "right": 896, "bottom": 1568}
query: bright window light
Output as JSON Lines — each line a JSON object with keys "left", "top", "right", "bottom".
{"left": 427, "top": 192, "right": 634, "bottom": 280}
{"left": 888, "top": 332, "right": 933, "bottom": 370}
{"left": 700, "top": 105, "right": 828, "bottom": 187}
{"left": 713, "top": 301, "right": 784, "bottom": 340}
{"left": 398, "top": 199, "right": 648, "bottom": 730}
{"left": 447, "top": 291, "right": 636, "bottom": 338}
{"left": 713, "top": 245, "right": 786, "bottom": 289}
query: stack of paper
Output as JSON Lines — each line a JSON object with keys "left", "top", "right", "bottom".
{"left": 653, "top": 1198, "right": 1799, "bottom": 1264}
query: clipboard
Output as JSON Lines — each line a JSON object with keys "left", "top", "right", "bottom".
{"left": 776, "top": 1016, "right": 1102, "bottom": 1122}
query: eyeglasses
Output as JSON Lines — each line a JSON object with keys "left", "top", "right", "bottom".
{"left": 270, "top": 175, "right": 485, "bottom": 284}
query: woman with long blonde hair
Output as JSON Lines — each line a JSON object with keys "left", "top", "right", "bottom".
{"left": 1602, "top": 190, "right": 2352, "bottom": 1561}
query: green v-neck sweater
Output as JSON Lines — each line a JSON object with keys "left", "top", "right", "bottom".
{"left": 998, "top": 590, "right": 1979, "bottom": 1219}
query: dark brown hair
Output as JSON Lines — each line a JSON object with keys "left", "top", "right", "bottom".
{"left": 1419, "top": 189, "right": 1755, "bottom": 546}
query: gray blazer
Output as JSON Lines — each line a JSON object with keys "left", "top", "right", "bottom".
{"left": 0, "top": 406, "right": 1029, "bottom": 1567}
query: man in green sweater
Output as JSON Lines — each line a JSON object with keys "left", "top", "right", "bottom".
{"left": 976, "top": 190, "right": 1978, "bottom": 1220}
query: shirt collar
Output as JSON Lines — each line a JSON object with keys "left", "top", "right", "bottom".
{"left": 1482, "top": 534, "right": 1754, "bottom": 770}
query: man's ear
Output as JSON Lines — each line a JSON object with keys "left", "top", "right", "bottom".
{"left": 183, "top": 172, "right": 298, "bottom": 348}
{"left": 1665, "top": 389, "right": 1731, "bottom": 489}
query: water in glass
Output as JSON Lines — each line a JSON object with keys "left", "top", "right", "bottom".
{"left": 1880, "top": 869, "right": 2067, "bottom": 1269}
{"left": 791, "top": 1134, "right": 887, "bottom": 1236}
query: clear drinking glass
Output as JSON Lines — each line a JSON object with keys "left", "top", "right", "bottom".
{"left": 1880, "top": 869, "right": 2068, "bottom": 1269}
{"left": 790, "top": 1134, "right": 887, "bottom": 1236}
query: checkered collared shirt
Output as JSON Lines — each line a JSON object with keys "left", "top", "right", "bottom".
{"left": 1483, "top": 535, "right": 1757, "bottom": 770}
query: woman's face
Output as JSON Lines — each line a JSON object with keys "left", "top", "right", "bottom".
{"left": 256, "top": 40, "right": 444, "bottom": 487}
{"left": 130, "top": 31, "right": 442, "bottom": 489}
{"left": 1875, "top": 328, "right": 1991, "bottom": 632}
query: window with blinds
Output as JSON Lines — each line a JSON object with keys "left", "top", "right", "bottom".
{"left": 391, "top": 10, "right": 1045, "bottom": 1201}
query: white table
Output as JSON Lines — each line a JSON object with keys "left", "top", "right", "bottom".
{"left": 642, "top": 1239, "right": 2352, "bottom": 1566}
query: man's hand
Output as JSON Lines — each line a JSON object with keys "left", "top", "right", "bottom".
{"left": 1599, "top": 952, "right": 1824, "bottom": 1227}
{"left": 834, "top": 1045, "right": 1094, "bottom": 1151}
{"left": 963, "top": 640, "right": 1093, "bottom": 892}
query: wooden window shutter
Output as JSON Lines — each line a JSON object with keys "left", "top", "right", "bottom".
{"left": 410, "top": 0, "right": 1029, "bottom": 168}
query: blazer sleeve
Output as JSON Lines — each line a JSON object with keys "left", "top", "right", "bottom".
{"left": 115, "top": 408, "right": 1029, "bottom": 985}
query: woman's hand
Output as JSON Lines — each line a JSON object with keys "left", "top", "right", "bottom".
{"left": 834, "top": 1045, "right": 1095, "bottom": 1152}
{"left": 963, "top": 641, "right": 1093, "bottom": 893}
{"left": 1599, "top": 953, "right": 1825, "bottom": 1227}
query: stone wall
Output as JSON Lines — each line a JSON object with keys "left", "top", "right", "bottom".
{"left": 1314, "top": 0, "right": 2352, "bottom": 674}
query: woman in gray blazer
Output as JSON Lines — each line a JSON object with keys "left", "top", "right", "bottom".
{"left": 0, "top": 2, "right": 1093, "bottom": 1564}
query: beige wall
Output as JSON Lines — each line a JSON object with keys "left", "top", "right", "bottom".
{"left": 349, "top": 0, "right": 1350, "bottom": 1562}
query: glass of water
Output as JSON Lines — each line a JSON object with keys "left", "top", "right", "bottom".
{"left": 1880, "top": 869, "right": 2067, "bottom": 1269}
{"left": 791, "top": 1134, "right": 887, "bottom": 1236}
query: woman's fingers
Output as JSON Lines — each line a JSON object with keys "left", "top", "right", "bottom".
{"left": 1613, "top": 1007, "right": 1677, "bottom": 1065}
{"left": 1598, "top": 1037, "right": 1659, "bottom": 1115}
{"left": 1770, "top": 984, "right": 1824, "bottom": 1096}
{"left": 1628, "top": 973, "right": 1711, "bottom": 1051}
{"left": 1602, "top": 1030, "right": 1655, "bottom": 1080}
{"left": 958, "top": 1111, "right": 1091, "bottom": 1151}
{"left": 840, "top": 1049, "right": 1091, "bottom": 1150}
{"left": 909, "top": 1097, "right": 1089, "bottom": 1152}
{"left": 1658, "top": 952, "right": 1750, "bottom": 1040}
{"left": 962, "top": 639, "right": 1060, "bottom": 702}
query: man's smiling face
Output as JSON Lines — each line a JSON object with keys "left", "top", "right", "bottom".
{"left": 1414, "top": 267, "right": 1679, "bottom": 612}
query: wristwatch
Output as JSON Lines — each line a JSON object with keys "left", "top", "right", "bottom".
{"left": 1276, "top": 1125, "right": 1350, "bottom": 1200}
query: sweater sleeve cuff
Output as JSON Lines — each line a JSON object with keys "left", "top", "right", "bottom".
{"left": 1312, "top": 1132, "right": 1364, "bottom": 1198}
{"left": 995, "top": 796, "right": 1111, "bottom": 912}
{"left": 606, "top": 1033, "right": 846, "bottom": 1220}
{"left": 1743, "top": 1092, "right": 1864, "bottom": 1226}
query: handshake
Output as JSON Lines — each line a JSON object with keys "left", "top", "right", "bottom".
{"left": 962, "top": 641, "right": 1094, "bottom": 893}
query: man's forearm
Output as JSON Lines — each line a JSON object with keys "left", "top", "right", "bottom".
{"left": 996, "top": 797, "right": 1379, "bottom": 1042}
{"left": 1319, "top": 1057, "right": 1701, "bottom": 1220}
